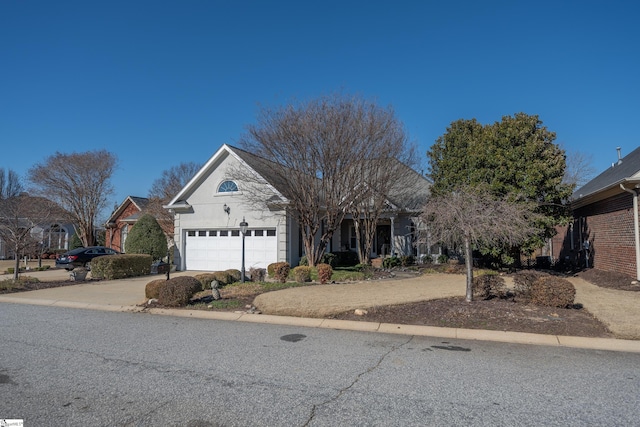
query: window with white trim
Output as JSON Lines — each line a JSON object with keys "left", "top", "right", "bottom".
{"left": 217, "top": 180, "right": 238, "bottom": 193}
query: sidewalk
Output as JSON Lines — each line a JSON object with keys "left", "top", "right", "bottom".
{"left": 1, "top": 271, "right": 639, "bottom": 353}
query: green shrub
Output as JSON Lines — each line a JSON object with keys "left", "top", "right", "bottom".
{"left": 400, "top": 255, "right": 415, "bottom": 266}
{"left": 420, "top": 254, "right": 433, "bottom": 264}
{"left": 437, "top": 254, "right": 449, "bottom": 264}
{"left": 299, "top": 253, "right": 336, "bottom": 267}
{"left": 272, "top": 262, "right": 290, "bottom": 283}
{"left": 321, "top": 252, "right": 337, "bottom": 267}
{"left": 529, "top": 276, "right": 576, "bottom": 308}
{"left": 157, "top": 276, "right": 202, "bottom": 307}
{"left": 472, "top": 273, "right": 506, "bottom": 300}
{"left": 194, "top": 271, "right": 233, "bottom": 289}
{"left": 354, "top": 263, "right": 369, "bottom": 271}
{"left": 382, "top": 257, "right": 401, "bottom": 269}
{"left": 124, "top": 214, "right": 168, "bottom": 261}
{"left": 69, "top": 233, "right": 83, "bottom": 250}
{"left": 145, "top": 279, "right": 166, "bottom": 299}
{"left": 331, "top": 251, "right": 359, "bottom": 267}
{"left": 316, "top": 263, "right": 333, "bottom": 284}
{"left": 293, "top": 266, "right": 312, "bottom": 283}
{"left": 225, "top": 269, "right": 242, "bottom": 283}
{"left": 91, "top": 254, "right": 153, "bottom": 280}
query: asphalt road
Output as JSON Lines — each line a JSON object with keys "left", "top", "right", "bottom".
{"left": 1, "top": 304, "right": 639, "bottom": 426}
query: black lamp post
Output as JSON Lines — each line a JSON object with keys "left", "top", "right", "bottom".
{"left": 239, "top": 217, "right": 248, "bottom": 283}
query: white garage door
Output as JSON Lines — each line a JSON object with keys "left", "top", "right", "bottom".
{"left": 184, "top": 229, "right": 277, "bottom": 271}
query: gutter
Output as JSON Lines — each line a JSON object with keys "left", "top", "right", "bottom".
{"left": 620, "top": 184, "right": 640, "bottom": 280}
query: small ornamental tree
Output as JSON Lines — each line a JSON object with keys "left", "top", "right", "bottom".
{"left": 125, "top": 214, "right": 167, "bottom": 261}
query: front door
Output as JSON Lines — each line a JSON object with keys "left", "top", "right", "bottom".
{"left": 376, "top": 225, "right": 391, "bottom": 257}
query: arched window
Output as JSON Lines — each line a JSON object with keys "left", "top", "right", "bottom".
{"left": 218, "top": 180, "right": 239, "bottom": 193}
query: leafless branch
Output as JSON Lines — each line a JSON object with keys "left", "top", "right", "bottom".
{"left": 28, "top": 150, "right": 117, "bottom": 247}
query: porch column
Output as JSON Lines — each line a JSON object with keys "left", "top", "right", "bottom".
{"left": 390, "top": 215, "right": 395, "bottom": 256}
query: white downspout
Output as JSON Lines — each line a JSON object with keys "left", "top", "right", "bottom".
{"left": 620, "top": 184, "right": 640, "bottom": 280}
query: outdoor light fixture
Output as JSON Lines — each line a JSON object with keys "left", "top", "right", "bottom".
{"left": 223, "top": 204, "right": 230, "bottom": 215}
{"left": 240, "top": 217, "right": 248, "bottom": 282}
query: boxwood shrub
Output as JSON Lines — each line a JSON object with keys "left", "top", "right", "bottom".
{"left": 293, "top": 266, "right": 312, "bottom": 283}
{"left": 157, "top": 276, "right": 202, "bottom": 307}
{"left": 91, "top": 254, "right": 153, "bottom": 280}
{"left": 145, "top": 278, "right": 167, "bottom": 299}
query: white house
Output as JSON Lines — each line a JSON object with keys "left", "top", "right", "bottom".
{"left": 164, "top": 144, "right": 432, "bottom": 271}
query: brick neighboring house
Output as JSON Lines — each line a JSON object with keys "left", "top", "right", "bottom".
{"left": 105, "top": 196, "right": 151, "bottom": 253}
{"left": 555, "top": 146, "right": 640, "bottom": 279}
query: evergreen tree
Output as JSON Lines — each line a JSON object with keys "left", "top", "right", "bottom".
{"left": 125, "top": 214, "right": 167, "bottom": 261}
{"left": 427, "top": 113, "right": 574, "bottom": 261}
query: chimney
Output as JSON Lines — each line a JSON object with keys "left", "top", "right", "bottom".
{"left": 617, "top": 147, "right": 622, "bottom": 165}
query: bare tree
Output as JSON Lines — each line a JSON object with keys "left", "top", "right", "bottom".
{"left": 0, "top": 170, "right": 63, "bottom": 279}
{"left": 563, "top": 147, "right": 596, "bottom": 189}
{"left": 348, "top": 158, "right": 422, "bottom": 264}
{"left": 237, "top": 94, "right": 416, "bottom": 266}
{"left": 419, "top": 186, "right": 539, "bottom": 301}
{"left": 28, "top": 150, "right": 117, "bottom": 247}
{"left": 147, "top": 162, "right": 201, "bottom": 240}
{"left": 149, "top": 162, "right": 201, "bottom": 202}
{"left": 0, "top": 169, "right": 22, "bottom": 199}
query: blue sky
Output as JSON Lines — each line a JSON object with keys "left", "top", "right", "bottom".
{"left": 2, "top": 1, "right": 638, "bottom": 219}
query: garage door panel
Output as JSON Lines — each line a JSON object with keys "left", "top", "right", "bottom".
{"left": 185, "top": 229, "right": 277, "bottom": 271}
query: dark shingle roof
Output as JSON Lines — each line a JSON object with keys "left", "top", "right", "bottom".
{"left": 228, "top": 145, "right": 430, "bottom": 212}
{"left": 573, "top": 146, "right": 640, "bottom": 199}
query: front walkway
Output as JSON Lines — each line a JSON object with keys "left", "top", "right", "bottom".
{"left": 568, "top": 277, "right": 640, "bottom": 340}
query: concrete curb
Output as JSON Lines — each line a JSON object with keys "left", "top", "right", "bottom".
{"left": 3, "top": 295, "right": 638, "bottom": 353}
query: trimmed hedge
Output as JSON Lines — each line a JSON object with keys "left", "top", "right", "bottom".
{"left": 529, "top": 276, "right": 576, "bottom": 308}
{"left": 512, "top": 270, "right": 546, "bottom": 301}
{"left": 145, "top": 279, "right": 166, "bottom": 299}
{"left": 195, "top": 271, "right": 234, "bottom": 289}
{"left": 225, "top": 269, "right": 242, "bottom": 283}
{"left": 293, "top": 266, "right": 312, "bottom": 283}
{"left": 157, "top": 276, "right": 202, "bottom": 307}
{"left": 512, "top": 272, "right": 576, "bottom": 307}
{"left": 271, "top": 262, "right": 290, "bottom": 283}
{"left": 91, "top": 254, "right": 153, "bottom": 280}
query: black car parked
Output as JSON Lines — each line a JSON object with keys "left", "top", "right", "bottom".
{"left": 55, "top": 246, "right": 119, "bottom": 270}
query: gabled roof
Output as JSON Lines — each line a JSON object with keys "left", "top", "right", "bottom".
{"left": 105, "top": 196, "right": 150, "bottom": 226}
{"left": 165, "top": 144, "right": 288, "bottom": 209}
{"left": 385, "top": 160, "right": 432, "bottom": 212}
{"left": 572, "top": 146, "right": 640, "bottom": 209}
{"left": 165, "top": 144, "right": 431, "bottom": 213}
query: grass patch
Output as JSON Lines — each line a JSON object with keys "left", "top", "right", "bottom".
{"left": 207, "top": 299, "right": 244, "bottom": 310}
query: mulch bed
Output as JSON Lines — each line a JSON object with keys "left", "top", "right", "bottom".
{"left": 328, "top": 296, "right": 613, "bottom": 338}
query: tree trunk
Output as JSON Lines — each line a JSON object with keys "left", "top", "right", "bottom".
{"left": 464, "top": 235, "right": 474, "bottom": 302}
{"left": 13, "top": 252, "right": 19, "bottom": 280}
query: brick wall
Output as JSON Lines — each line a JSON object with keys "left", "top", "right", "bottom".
{"left": 106, "top": 202, "right": 141, "bottom": 252}
{"left": 569, "top": 192, "right": 638, "bottom": 277}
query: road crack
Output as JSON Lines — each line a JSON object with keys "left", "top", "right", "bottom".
{"left": 303, "top": 336, "right": 414, "bottom": 426}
